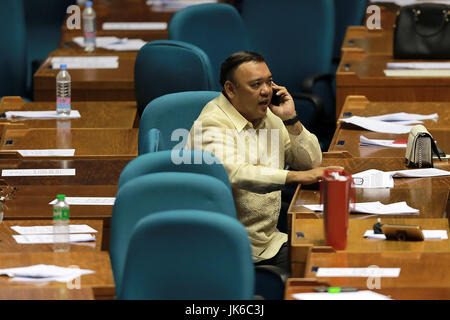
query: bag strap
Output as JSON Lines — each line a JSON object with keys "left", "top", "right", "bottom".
{"left": 418, "top": 132, "right": 442, "bottom": 161}
{"left": 412, "top": 7, "right": 449, "bottom": 37}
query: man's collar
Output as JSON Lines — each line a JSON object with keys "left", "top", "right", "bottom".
{"left": 217, "top": 93, "right": 267, "bottom": 132}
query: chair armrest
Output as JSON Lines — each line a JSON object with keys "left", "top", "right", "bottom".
{"left": 254, "top": 265, "right": 289, "bottom": 300}
{"left": 302, "top": 73, "right": 335, "bottom": 93}
{"left": 139, "top": 128, "right": 160, "bottom": 155}
{"left": 291, "top": 92, "right": 324, "bottom": 115}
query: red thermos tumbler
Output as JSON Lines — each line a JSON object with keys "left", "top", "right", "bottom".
{"left": 320, "top": 169, "right": 354, "bottom": 250}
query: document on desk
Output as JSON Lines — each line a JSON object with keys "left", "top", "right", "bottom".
{"left": 293, "top": 290, "right": 392, "bottom": 300}
{"left": 316, "top": 267, "right": 401, "bottom": 278}
{"left": 303, "top": 201, "right": 419, "bottom": 215}
{"left": 364, "top": 230, "right": 448, "bottom": 240}
{"left": 360, "top": 136, "right": 407, "bottom": 148}
{"left": 340, "top": 116, "right": 413, "bottom": 134}
{"left": 365, "top": 112, "right": 438, "bottom": 122}
{"left": 102, "top": 22, "right": 167, "bottom": 30}
{"left": 12, "top": 234, "right": 95, "bottom": 244}
{"left": 384, "top": 69, "right": 450, "bottom": 77}
{"left": 48, "top": 197, "right": 116, "bottom": 206}
{"left": 51, "top": 56, "right": 119, "bottom": 69}
{"left": 1, "top": 169, "right": 76, "bottom": 177}
{"left": 389, "top": 168, "right": 450, "bottom": 178}
{"left": 0, "top": 264, "right": 94, "bottom": 283}
{"left": 11, "top": 224, "right": 97, "bottom": 235}
{"left": 387, "top": 62, "right": 450, "bottom": 70}
{"left": 352, "top": 169, "right": 394, "bottom": 188}
{"left": 14, "top": 149, "right": 75, "bottom": 157}
{"left": 5, "top": 110, "right": 81, "bottom": 119}
{"left": 72, "top": 36, "right": 146, "bottom": 51}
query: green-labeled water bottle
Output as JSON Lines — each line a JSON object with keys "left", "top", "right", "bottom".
{"left": 53, "top": 194, "right": 70, "bottom": 252}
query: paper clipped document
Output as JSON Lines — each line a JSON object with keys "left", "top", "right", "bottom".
{"left": 360, "top": 136, "right": 407, "bottom": 148}
{"left": 48, "top": 197, "right": 116, "bottom": 206}
{"left": 316, "top": 267, "right": 401, "bottom": 278}
{"left": 11, "top": 224, "right": 97, "bottom": 235}
{"left": 5, "top": 110, "right": 81, "bottom": 119}
{"left": 102, "top": 22, "right": 167, "bottom": 30}
{"left": 352, "top": 169, "right": 394, "bottom": 188}
{"left": 293, "top": 290, "right": 392, "bottom": 300}
{"left": 0, "top": 264, "right": 94, "bottom": 283}
{"left": 13, "top": 234, "right": 95, "bottom": 244}
{"left": 14, "top": 149, "right": 75, "bottom": 157}
{"left": 72, "top": 36, "right": 146, "bottom": 51}
{"left": 303, "top": 201, "right": 419, "bottom": 215}
{"left": 364, "top": 230, "right": 448, "bottom": 240}
{"left": 340, "top": 116, "right": 413, "bottom": 134}
{"left": 2, "top": 169, "right": 76, "bottom": 177}
{"left": 51, "top": 56, "right": 119, "bottom": 69}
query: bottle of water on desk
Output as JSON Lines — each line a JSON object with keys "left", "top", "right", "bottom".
{"left": 82, "top": 1, "right": 96, "bottom": 52}
{"left": 56, "top": 64, "right": 71, "bottom": 116}
{"left": 53, "top": 194, "right": 70, "bottom": 252}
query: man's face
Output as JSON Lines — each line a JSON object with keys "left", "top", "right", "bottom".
{"left": 227, "top": 61, "right": 273, "bottom": 123}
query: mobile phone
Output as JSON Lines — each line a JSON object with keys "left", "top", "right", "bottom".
{"left": 381, "top": 224, "right": 424, "bottom": 241}
{"left": 271, "top": 89, "right": 282, "bottom": 106}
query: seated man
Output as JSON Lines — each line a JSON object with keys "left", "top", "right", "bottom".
{"left": 186, "top": 51, "right": 338, "bottom": 273}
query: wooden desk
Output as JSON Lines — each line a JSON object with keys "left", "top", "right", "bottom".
{"left": 0, "top": 287, "right": 94, "bottom": 300}
{"left": 0, "top": 251, "right": 115, "bottom": 299}
{"left": 34, "top": 49, "right": 136, "bottom": 101}
{"left": 0, "top": 128, "right": 138, "bottom": 158}
{"left": 303, "top": 252, "right": 450, "bottom": 289}
{"left": 336, "top": 55, "right": 450, "bottom": 117}
{"left": 341, "top": 26, "right": 392, "bottom": 58}
{"left": 0, "top": 220, "right": 103, "bottom": 252}
{"left": 0, "top": 97, "right": 137, "bottom": 129}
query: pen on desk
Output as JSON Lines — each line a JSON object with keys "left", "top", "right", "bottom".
{"left": 313, "top": 287, "right": 358, "bottom": 293}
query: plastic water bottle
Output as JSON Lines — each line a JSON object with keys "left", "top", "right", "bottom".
{"left": 56, "top": 64, "right": 71, "bottom": 116}
{"left": 82, "top": 1, "right": 96, "bottom": 52}
{"left": 53, "top": 194, "right": 70, "bottom": 252}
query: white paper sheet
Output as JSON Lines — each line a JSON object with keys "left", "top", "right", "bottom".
{"left": 102, "top": 22, "right": 167, "bottom": 30}
{"left": 364, "top": 229, "right": 448, "bottom": 240}
{"left": 293, "top": 290, "right": 392, "bottom": 300}
{"left": 360, "top": 136, "right": 407, "bottom": 148}
{"left": 5, "top": 110, "right": 81, "bottom": 119}
{"left": 303, "top": 201, "right": 419, "bottom": 215}
{"left": 51, "top": 57, "right": 119, "bottom": 69}
{"left": 352, "top": 169, "right": 394, "bottom": 189}
{"left": 11, "top": 224, "right": 97, "bottom": 235}
{"left": 0, "top": 264, "right": 94, "bottom": 283}
{"left": 14, "top": 149, "right": 75, "bottom": 157}
{"left": 387, "top": 62, "right": 450, "bottom": 70}
{"left": 72, "top": 36, "right": 147, "bottom": 51}
{"left": 365, "top": 112, "right": 438, "bottom": 122}
{"left": 384, "top": 69, "right": 450, "bottom": 77}
{"left": 2, "top": 169, "right": 76, "bottom": 177}
{"left": 340, "top": 116, "right": 413, "bottom": 134}
{"left": 48, "top": 197, "right": 116, "bottom": 206}
{"left": 316, "top": 267, "right": 401, "bottom": 278}
{"left": 389, "top": 168, "right": 450, "bottom": 178}
{"left": 147, "top": 0, "right": 218, "bottom": 9}
{"left": 13, "top": 234, "right": 95, "bottom": 244}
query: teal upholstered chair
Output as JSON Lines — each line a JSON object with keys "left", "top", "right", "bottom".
{"left": 134, "top": 40, "right": 215, "bottom": 116}
{"left": 117, "top": 209, "right": 254, "bottom": 299}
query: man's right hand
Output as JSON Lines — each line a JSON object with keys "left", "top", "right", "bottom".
{"left": 286, "top": 166, "right": 345, "bottom": 185}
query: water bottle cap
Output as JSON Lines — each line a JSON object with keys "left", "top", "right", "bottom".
{"left": 56, "top": 194, "right": 66, "bottom": 200}
{"left": 85, "top": 1, "right": 92, "bottom": 7}
{"left": 60, "top": 64, "right": 67, "bottom": 70}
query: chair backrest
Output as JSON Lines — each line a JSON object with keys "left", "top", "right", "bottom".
{"left": 117, "top": 150, "right": 231, "bottom": 190}
{"left": 110, "top": 172, "right": 237, "bottom": 289}
{"left": 138, "top": 91, "right": 220, "bottom": 154}
{"left": 117, "top": 209, "right": 254, "bottom": 300}
{"left": 0, "top": 0, "right": 27, "bottom": 98}
{"left": 134, "top": 40, "right": 215, "bottom": 116}
{"left": 240, "top": 0, "right": 334, "bottom": 90}
{"left": 169, "top": 3, "right": 251, "bottom": 90}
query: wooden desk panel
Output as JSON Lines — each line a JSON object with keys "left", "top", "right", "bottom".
{"left": 0, "top": 287, "right": 94, "bottom": 300}
{"left": 0, "top": 128, "right": 138, "bottom": 158}
{"left": 341, "top": 27, "right": 392, "bottom": 57}
{"left": 336, "top": 55, "right": 450, "bottom": 117}
{"left": 303, "top": 252, "right": 450, "bottom": 289}
{"left": 0, "top": 97, "right": 137, "bottom": 129}
{"left": 0, "top": 251, "right": 115, "bottom": 298}
{"left": 34, "top": 49, "right": 136, "bottom": 102}
{"left": 0, "top": 220, "right": 103, "bottom": 252}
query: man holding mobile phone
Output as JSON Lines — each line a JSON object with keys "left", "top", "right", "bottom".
{"left": 186, "top": 51, "right": 339, "bottom": 273}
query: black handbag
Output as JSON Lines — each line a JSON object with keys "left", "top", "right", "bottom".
{"left": 394, "top": 3, "right": 450, "bottom": 59}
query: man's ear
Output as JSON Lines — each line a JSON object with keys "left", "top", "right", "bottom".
{"left": 224, "top": 80, "right": 236, "bottom": 99}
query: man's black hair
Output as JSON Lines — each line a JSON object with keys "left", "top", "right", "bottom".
{"left": 219, "top": 51, "right": 265, "bottom": 88}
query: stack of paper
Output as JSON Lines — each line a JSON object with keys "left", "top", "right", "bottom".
{"left": 11, "top": 224, "right": 97, "bottom": 245}
{"left": 0, "top": 265, "right": 94, "bottom": 283}
{"left": 51, "top": 57, "right": 119, "bottom": 69}
{"left": 11, "top": 224, "right": 97, "bottom": 235}
{"left": 365, "top": 112, "right": 438, "bottom": 122}
{"left": 102, "top": 22, "right": 167, "bottom": 30}
{"left": 385, "top": 62, "right": 450, "bottom": 77}
{"left": 293, "top": 290, "right": 392, "bottom": 300}
{"left": 48, "top": 197, "right": 116, "bottom": 206}
{"left": 303, "top": 201, "right": 419, "bottom": 215}
{"left": 72, "top": 37, "right": 147, "bottom": 51}
{"left": 340, "top": 116, "right": 413, "bottom": 134}
{"left": 360, "top": 136, "right": 407, "bottom": 148}
{"left": 146, "top": 0, "right": 218, "bottom": 9}
{"left": 5, "top": 110, "right": 81, "bottom": 119}
{"left": 13, "top": 149, "right": 75, "bottom": 157}
{"left": 364, "top": 230, "right": 448, "bottom": 240}
{"left": 387, "top": 62, "right": 450, "bottom": 70}
{"left": 316, "top": 267, "right": 401, "bottom": 278}
{"left": 2, "top": 169, "right": 76, "bottom": 177}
